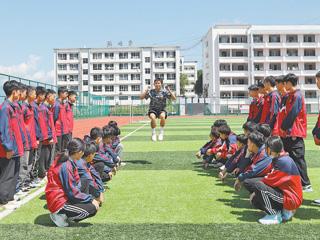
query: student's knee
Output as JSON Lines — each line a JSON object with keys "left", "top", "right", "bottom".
{"left": 149, "top": 113, "right": 156, "bottom": 120}
{"left": 88, "top": 203, "right": 98, "bottom": 217}
{"left": 159, "top": 113, "right": 166, "bottom": 120}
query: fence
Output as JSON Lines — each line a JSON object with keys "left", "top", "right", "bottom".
{"left": 1, "top": 73, "right": 320, "bottom": 118}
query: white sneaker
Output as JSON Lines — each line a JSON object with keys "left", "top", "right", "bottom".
{"left": 158, "top": 133, "right": 164, "bottom": 141}
{"left": 50, "top": 213, "right": 69, "bottom": 227}
{"left": 303, "top": 185, "right": 313, "bottom": 193}
{"left": 258, "top": 213, "right": 282, "bottom": 225}
{"left": 5, "top": 201, "right": 18, "bottom": 210}
{"left": 151, "top": 133, "right": 157, "bottom": 142}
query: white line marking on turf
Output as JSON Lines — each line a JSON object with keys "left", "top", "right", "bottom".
{"left": 0, "top": 122, "right": 147, "bottom": 221}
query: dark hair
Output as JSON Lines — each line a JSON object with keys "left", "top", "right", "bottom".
{"left": 3, "top": 80, "right": 20, "bottom": 97}
{"left": 58, "top": 87, "right": 68, "bottom": 95}
{"left": 154, "top": 78, "right": 163, "bottom": 83}
{"left": 102, "top": 126, "right": 113, "bottom": 139}
{"left": 256, "top": 124, "right": 271, "bottom": 138}
{"left": 18, "top": 83, "right": 28, "bottom": 92}
{"left": 90, "top": 127, "right": 103, "bottom": 140}
{"left": 257, "top": 81, "right": 264, "bottom": 89}
{"left": 83, "top": 141, "right": 98, "bottom": 158}
{"left": 108, "top": 120, "right": 121, "bottom": 135}
{"left": 210, "top": 127, "right": 220, "bottom": 138}
{"left": 275, "top": 75, "right": 285, "bottom": 84}
{"left": 263, "top": 76, "right": 276, "bottom": 87}
{"left": 266, "top": 136, "right": 283, "bottom": 153}
{"left": 248, "top": 131, "right": 265, "bottom": 148}
{"left": 68, "top": 90, "right": 77, "bottom": 97}
{"left": 242, "top": 121, "right": 257, "bottom": 133}
{"left": 248, "top": 84, "right": 259, "bottom": 91}
{"left": 26, "top": 86, "right": 36, "bottom": 96}
{"left": 315, "top": 71, "right": 320, "bottom": 78}
{"left": 46, "top": 89, "right": 56, "bottom": 98}
{"left": 283, "top": 73, "right": 298, "bottom": 86}
{"left": 218, "top": 125, "right": 231, "bottom": 135}
{"left": 212, "top": 119, "right": 228, "bottom": 128}
{"left": 236, "top": 134, "right": 248, "bottom": 145}
{"left": 57, "top": 138, "right": 84, "bottom": 163}
{"left": 36, "top": 86, "right": 47, "bottom": 97}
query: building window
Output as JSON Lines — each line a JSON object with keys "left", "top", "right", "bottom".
{"left": 58, "top": 64, "right": 67, "bottom": 70}
{"left": 167, "top": 62, "right": 176, "bottom": 69}
{"left": 93, "top": 75, "right": 102, "bottom": 81}
{"left": 145, "top": 57, "right": 150, "bottom": 62}
{"left": 220, "top": 91, "right": 231, "bottom": 99}
{"left": 167, "top": 73, "right": 176, "bottom": 80}
{"left": 119, "top": 74, "right": 128, "bottom": 81}
{"left": 119, "top": 63, "right": 129, "bottom": 70}
{"left": 305, "top": 90, "right": 317, "bottom": 98}
{"left": 93, "top": 85, "right": 102, "bottom": 92}
{"left": 119, "top": 85, "right": 128, "bottom": 91}
{"left": 304, "top": 35, "right": 315, "bottom": 42}
{"left": 145, "top": 68, "right": 151, "bottom": 74}
{"left": 253, "top": 35, "right": 263, "bottom": 43}
{"left": 155, "top": 74, "right": 164, "bottom": 79}
{"left": 92, "top": 53, "right": 102, "bottom": 59}
{"left": 105, "top": 74, "right": 114, "bottom": 81}
{"left": 166, "top": 51, "right": 175, "bottom": 58}
{"left": 231, "top": 35, "right": 247, "bottom": 43}
{"left": 269, "top": 49, "right": 281, "bottom": 57}
{"left": 69, "top": 86, "right": 78, "bottom": 91}
{"left": 269, "top": 35, "right": 281, "bottom": 43}
{"left": 105, "top": 85, "right": 114, "bottom": 92}
{"left": 219, "top": 35, "right": 230, "bottom": 43}
{"left": 131, "top": 52, "right": 140, "bottom": 59}
{"left": 119, "top": 52, "right": 128, "bottom": 59}
{"left": 254, "top": 63, "right": 264, "bottom": 71}
{"left": 69, "top": 75, "right": 78, "bottom": 82}
{"left": 58, "top": 75, "right": 67, "bottom": 81}
{"left": 145, "top": 79, "right": 151, "bottom": 85}
{"left": 286, "top": 35, "right": 298, "bottom": 43}
{"left": 58, "top": 53, "right": 67, "bottom": 60}
{"left": 254, "top": 49, "right": 264, "bottom": 57}
{"left": 287, "top": 63, "right": 299, "bottom": 71}
{"left": 220, "top": 64, "right": 230, "bottom": 71}
{"left": 287, "top": 49, "right": 298, "bottom": 56}
{"left": 232, "top": 78, "right": 247, "bottom": 85}
{"left": 69, "top": 64, "right": 78, "bottom": 70}
{"left": 269, "top": 63, "right": 281, "bottom": 71}
{"left": 119, "top": 96, "right": 128, "bottom": 100}
{"left": 131, "top": 74, "right": 140, "bottom": 80}
{"left": 305, "top": 77, "right": 316, "bottom": 84}
{"left": 232, "top": 64, "right": 248, "bottom": 71}
{"left": 233, "top": 91, "right": 247, "bottom": 98}
{"left": 154, "top": 51, "right": 164, "bottom": 58}
{"left": 220, "top": 78, "right": 230, "bottom": 85}
{"left": 93, "top": 64, "right": 102, "bottom": 70}
{"left": 83, "top": 80, "right": 88, "bottom": 86}
{"left": 105, "top": 64, "right": 114, "bottom": 70}
{"left": 69, "top": 53, "right": 79, "bottom": 60}
{"left": 304, "top": 49, "right": 316, "bottom": 56}
{"left": 131, "top": 85, "right": 140, "bottom": 91}
{"left": 155, "top": 62, "right": 164, "bottom": 69}
{"left": 132, "top": 96, "right": 140, "bottom": 100}
{"left": 305, "top": 63, "right": 316, "bottom": 70}
{"left": 104, "top": 52, "right": 114, "bottom": 59}
{"left": 219, "top": 50, "right": 230, "bottom": 57}
{"left": 131, "top": 63, "right": 140, "bottom": 69}
{"left": 232, "top": 49, "right": 248, "bottom": 57}
{"left": 83, "top": 69, "right": 88, "bottom": 75}
{"left": 105, "top": 96, "right": 114, "bottom": 100}
{"left": 83, "top": 58, "right": 88, "bottom": 64}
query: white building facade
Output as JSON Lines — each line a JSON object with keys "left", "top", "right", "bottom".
{"left": 54, "top": 46, "right": 181, "bottom": 105}
{"left": 180, "top": 57, "right": 198, "bottom": 97}
{"left": 202, "top": 24, "right": 320, "bottom": 113}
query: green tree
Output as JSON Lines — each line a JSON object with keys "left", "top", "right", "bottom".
{"left": 180, "top": 73, "right": 189, "bottom": 96}
{"left": 194, "top": 70, "right": 203, "bottom": 97}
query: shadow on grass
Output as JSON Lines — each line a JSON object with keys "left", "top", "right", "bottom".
{"left": 34, "top": 214, "right": 93, "bottom": 227}
{"left": 125, "top": 160, "right": 152, "bottom": 165}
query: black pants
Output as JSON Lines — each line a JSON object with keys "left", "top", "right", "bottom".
{"left": 58, "top": 203, "right": 97, "bottom": 222}
{"left": 80, "top": 178, "right": 99, "bottom": 198}
{"left": 56, "top": 135, "right": 70, "bottom": 154}
{"left": 93, "top": 162, "right": 110, "bottom": 182}
{"left": 282, "top": 137, "right": 311, "bottom": 186}
{"left": 38, "top": 144, "right": 54, "bottom": 178}
{"left": 0, "top": 157, "right": 20, "bottom": 203}
{"left": 243, "top": 177, "right": 264, "bottom": 193}
{"left": 244, "top": 178, "right": 283, "bottom": 215}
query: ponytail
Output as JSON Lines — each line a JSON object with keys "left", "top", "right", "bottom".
{"left": 56, "top": 138, "right": 84, "bottom": 164}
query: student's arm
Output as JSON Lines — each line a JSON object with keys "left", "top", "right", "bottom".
{"left": 200, "top": 141, "right": 212, "bottom": 155}
{"left": 59, "top": 163, "right": 93, "bottom": 204}
{"left": 33, "top": 106, "right": 42, "bottom": 140}
{"left": 53, "top": 102, "right": 60, "bottom": 123}
{"left": 269, "top": 93, "right": 280, "bottom": 129}
{"left": 93, "top": 152, "right": 115, "bottom": 168}
{"left": 89, "top": 165, "right": 104, "bottom": 193}
{"left": 262, "top": 170, "right": 291, "bottom": 188}
{"left": 281, "top": 94, "right": 302, "bottom": 131}
{"left": 166, "top": 86, "right": 176, "bottom": 101}
{"left": 0, "top": 106, "right": 14, "bottom": 153}
{"left": 237, "top": 156, "right": 271, "bottom": 182}
{"left": 140, "top": 88, "right": 150, "bottom": 100}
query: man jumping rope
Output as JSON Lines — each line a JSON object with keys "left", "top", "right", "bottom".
{"left": 140, "top": 78, "right": 176, "bottom": 141}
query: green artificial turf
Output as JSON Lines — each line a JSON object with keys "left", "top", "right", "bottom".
{"left": 1, "top": 116, "right": 320, "bottom": 239}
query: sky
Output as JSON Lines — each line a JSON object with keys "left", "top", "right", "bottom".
{"left": 1, "top": 0, "right": 320, "bottom": 84}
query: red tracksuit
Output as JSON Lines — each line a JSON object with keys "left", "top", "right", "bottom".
{"left": 16, "top": 102, "right": 30, "bottom": 151}
{"left": 0, "top": 99, "right": 24, "bottom": 158}
{"left": 260, "top": 90, "right": 280, "bottom": 129}
{"left": 262, "top": 154, "right": 303, "bottom": 210}
{"left": 279, "top": 89, "right": 307, "bottom": 138}
{"left": 247, "top": 97, "right": 263, "bottom": 123}
{"left": 66, "top": 102, "right": 74, "bottom": 135}
{"left": 53, "top": 99, "right": 68, "bottom": 137}
{"left": 22, "top": 102, "right": 38, "bottom": 149}
{"left": 273, "top": 93, "right": 288, "bottom": 136}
